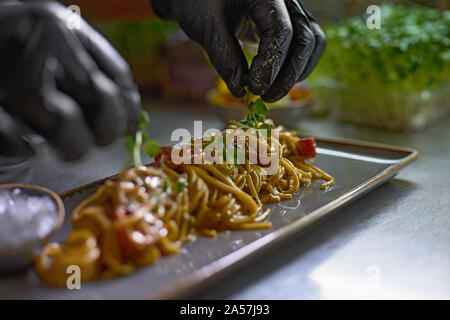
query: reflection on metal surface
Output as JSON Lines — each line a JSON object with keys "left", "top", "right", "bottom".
{"left": 278, "top": 199, "right": 302, "bottom": 216}
{"left": 317, "top": 148, "right": 400, "bottom": 164}
{"left": 309, "top": 262, "right": 423, "bottom": 299}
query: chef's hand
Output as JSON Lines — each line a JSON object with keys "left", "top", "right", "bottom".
{"left": 0, "top": 1, "right": 141, "bottom": 160}
{"left": 151, "top": 0, "right": 325, "bottom": 102}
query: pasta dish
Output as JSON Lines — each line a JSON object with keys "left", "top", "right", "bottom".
{"left": 35, "top": 118, "right": 334, "bottom": 285}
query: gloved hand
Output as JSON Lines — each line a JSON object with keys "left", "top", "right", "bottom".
{"left": 151, "top": 0, "right": 325, "bottom": 102}
{"left": 0, "top": 1, "right": 141, "bottom": 160}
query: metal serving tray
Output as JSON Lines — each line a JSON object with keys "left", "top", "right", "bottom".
{"left": 0, "top": 137, "right": 418, "bottom": 299}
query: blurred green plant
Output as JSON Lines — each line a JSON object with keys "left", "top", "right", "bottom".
{"left": 99, "top": 19, "right": 178, "bottom": 59}
{"left": 98, "top": 20, "right": 179, "bottom": 87}
{"left": 308, "top": 4, "right": 450, "bottom": 130}
{"left": 310, "top": 4, "right": 449, "bottom": 91}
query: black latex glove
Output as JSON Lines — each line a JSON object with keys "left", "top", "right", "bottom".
{"left": 151, "top": 0, "right": 325, "bottom": 102}
{"left": 0, "top": 1, "right": 141, "bottom": 160}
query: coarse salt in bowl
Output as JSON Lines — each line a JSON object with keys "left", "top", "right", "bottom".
{"left": 0, "top": 184, "right": 64, "bottom": 273}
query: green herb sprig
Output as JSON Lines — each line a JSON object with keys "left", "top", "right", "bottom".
{"left": 163, "top": 176, "right": 188, "bottom": 194}
{"left": 229, "top": 91, "right": 272, "bottom": 138}
{"left": 125, "top": 110, "right": 160, "bottom": 167}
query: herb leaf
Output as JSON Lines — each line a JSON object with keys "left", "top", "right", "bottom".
{"left": 124, "top": 135, "right": 135, "bottom": 152}
{"left": 138, "top": 110, "right": 150, "bottom": 129}
{"left": 175, "top": 178, "right": 187, "bottom": 193}
{"left": 162, "top": 177, "right": 187, "bottom": 194}
{"left": 254, "top": 99, "right": 269, "bottom": 117}
{"left": 125, "top": 110, "right": 159, "bottom": 167}
{"left": 144, "top": 140, "right": 160, "bottom": 157}
{"left": 230, "top": 92, "right": 271, "bottom": 135}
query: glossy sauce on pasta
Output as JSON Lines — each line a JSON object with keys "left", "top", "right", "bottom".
{"left": 35, "top": 122, "right": 334, "bottom": 285}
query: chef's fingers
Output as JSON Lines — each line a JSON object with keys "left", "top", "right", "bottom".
{"left": 52, "top": 26, "right": 128, "bottom": 146}
{"left": 247, "top": 0, "right": 293, "bottom": 95}
{"left": 0, "top": 106, "right": 30, "bottom": 158}
{"left": 262, "top": 0, "right": 315, "bottom": 102}
{"left": 183, "top": 12, "right": 248, "bottom": 97}
{"left": 10, "top": 86, "right": 93, "bottom": 160}
{"left": 73, "top": 21, "right": 141, "bottom": 132}
{"left": 297, "top": 20, "right": 326, "bottom": 81}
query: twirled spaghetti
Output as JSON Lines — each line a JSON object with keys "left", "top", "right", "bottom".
{"left": 35, "top": 120, "right": 334, "bottom": 285}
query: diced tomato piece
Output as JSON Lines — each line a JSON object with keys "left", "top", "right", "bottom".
{"left": 296, "top": 137, "right": 317, "bottom": 158}
{"left": 154, "top": 146, "right": 184, "bottom": 171}
{"left": 115, "top": 228, "right": 143, "bottom": 259}
{"left": 154, "top": 147, "right": 170, "bottom": 168}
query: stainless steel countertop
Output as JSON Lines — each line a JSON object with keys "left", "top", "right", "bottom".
{"left": 12, "top": 103, "right": 450, "bottom": 299}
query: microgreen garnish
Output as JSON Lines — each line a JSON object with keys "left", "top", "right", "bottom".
{"left": 229, "top": 91, "right": 271, "bottom": 138}
{"left": 311, "top": 4, "right": 450, "bottom": 92}
{"left": 125, "top": 110, "right": 160, "bottom": 167}
{"left": 143, "top": 140, "right": 160, "bottom": 158}
{"left": 175, "top": 178, "right": 188, "bottom": 194}
{"left": 162, "top": 177, "right": 187, "bottom": 194}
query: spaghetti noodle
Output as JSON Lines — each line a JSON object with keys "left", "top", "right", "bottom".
{"left": 35, "top": 120, "right": 334, "bottom": 285}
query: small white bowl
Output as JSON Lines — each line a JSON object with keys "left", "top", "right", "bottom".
{"left": 0, "top": 184, "right": 65, "bottom": 274}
